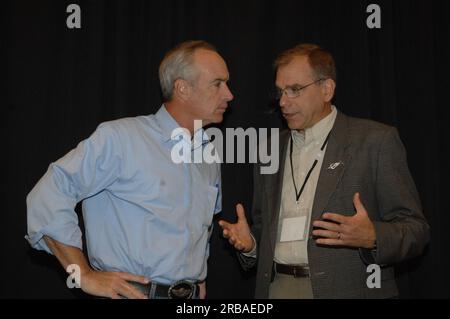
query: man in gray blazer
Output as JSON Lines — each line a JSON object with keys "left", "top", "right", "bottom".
{"left": 219, "top": 43, "right": 430, "bottom": 298}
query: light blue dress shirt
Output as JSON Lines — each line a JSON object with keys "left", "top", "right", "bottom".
{"left": 26, "top": 105, "right": 221, "bottom": 285}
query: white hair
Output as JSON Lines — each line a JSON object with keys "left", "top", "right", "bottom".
{"left": 159, "top": 40, "right": 217, "bottom": 101}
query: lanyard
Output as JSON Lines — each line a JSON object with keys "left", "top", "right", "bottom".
{"left": 289, "top": 130, "right": 332, "bottom": 204}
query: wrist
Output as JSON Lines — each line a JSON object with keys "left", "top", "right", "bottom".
{"left": 242, "top": 234, "right": 256, "bottom": 254}
{"left": 78, "top": 266, "right": 95, "bottom": 278}
{"left": 367, "top": 225, "right": 377, "bottom": 249}
{"left": 250, "top": 234, "right": 257, "bottom": 251}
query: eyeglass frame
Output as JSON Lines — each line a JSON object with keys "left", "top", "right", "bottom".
{"left": 273, "top": 78, "right": 327, "bottom": 99}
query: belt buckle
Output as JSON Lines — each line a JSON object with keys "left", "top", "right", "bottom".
{"left": 168, "top": 280, "right": 195, "bottom": 299}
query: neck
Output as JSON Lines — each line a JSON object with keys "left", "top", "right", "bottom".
{"left": 296, "top": 103, "right": 332, "bottom": 132}
{"left": 316, "top": 102, "right": 333, "bottom": 124}
{"left": 165, "top": 101, "right": 202, "bottom": 136}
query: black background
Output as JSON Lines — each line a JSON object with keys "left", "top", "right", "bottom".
{"left": 1, "top": 0, "right": 449, "bottom": 298}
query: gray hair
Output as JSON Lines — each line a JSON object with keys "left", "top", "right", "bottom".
{"left": 274, "top": 43, "right": 336, "bottom": 83}
{"left": 159, "top": 40, "right": 217, "bottom": 101}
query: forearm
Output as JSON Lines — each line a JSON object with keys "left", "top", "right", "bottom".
{"left": 43, "top": 236, "right": 149, "bottom": 299}
{"left": 44, "top": 236, "right": 92, "bottom": 275}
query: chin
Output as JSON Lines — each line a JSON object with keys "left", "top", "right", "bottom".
{"left": 211, "top": 115, "right": 224, "bottom": 124}
{"left": 287, "top": 120, "right": 303, "bottom": 130}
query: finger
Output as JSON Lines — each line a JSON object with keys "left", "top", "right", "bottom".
{"left": 222, "top": 229, "right": 230, "bottom": 238}
{"left": 322, "top": 212, "right": 348, "bottom": 224}
{"left": 312, "top": 220, "right": 342, "bottom": 232}
{"left": 198, "top": 281, "right": 206, "bottom": 299}
{"left": 129, "top": 287, "right": 148, "bottom": 300}
{"left": 111, "top": 292, "right": 121, "bottom": 299}
{"left": 315, "top": 238, "right": 344, "bottom": 246}
{"left": 353, "top": 192, "right": 367, "bottom": 215}
{"left": 118, "top": 272, "right": 150, "bottom": 285}
{"left": 218, "top": 220, "right": 232, "bottom": 230}
{"left": 312, "top": 229, "right": 340, "bottom": 239}
{"left": 235, "top": 204, "right": 247, "bottom": 224}
{"left": 118, "top": 282, "right": 147, "bottom": 299}
{"left": 234, "top": 242, "right": 243, "bottom": 251}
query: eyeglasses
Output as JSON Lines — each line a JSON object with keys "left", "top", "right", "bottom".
{"left": 273, "top": 78, "right": 325, "bottom": 99}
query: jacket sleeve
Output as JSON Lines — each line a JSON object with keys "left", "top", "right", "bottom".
{"left": 364, "top": 127, "right": 430, "bottom": 265}
{"left": 237, "top": 162, "right": 264, "bottom": 270}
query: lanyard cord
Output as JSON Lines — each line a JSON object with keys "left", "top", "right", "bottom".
{"left": 289, "top": 130, "right": 332, "bottom": 203}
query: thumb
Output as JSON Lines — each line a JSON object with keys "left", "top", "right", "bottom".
{"left": 235, "top": 203, "right": 248, "bottom": 225}
{"left": 353, "top": 192, "right": 367, "bottom": 215}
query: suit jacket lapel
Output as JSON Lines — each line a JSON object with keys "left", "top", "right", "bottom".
{"left": 311, "top": 111, "right": 352, "bottom": 221}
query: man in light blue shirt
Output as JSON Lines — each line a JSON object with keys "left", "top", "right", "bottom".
{"left": 26, "top": 40, "right": 233, "bottom": 299}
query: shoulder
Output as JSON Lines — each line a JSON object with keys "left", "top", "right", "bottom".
{"left": 94, "top": 115, "right": 154, "bottom": 138}
{"left": 341, "top": 113, "right": 398, "bottom": 144}
{"left": 97, "top": 115, "right": 151, "bottom": 131}
{"left": 344, "top": 114, "right": 395, "bottom": 135}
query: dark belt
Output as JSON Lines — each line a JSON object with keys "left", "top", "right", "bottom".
{"left": 274, "top": 262, "right": 310, "bottom": 278}
{"left": 130, "top": 280, "right": 200, "bottom": 299}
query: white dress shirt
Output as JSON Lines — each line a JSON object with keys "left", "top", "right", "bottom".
{"left": 274, "top": 106, "right": 337, "bottom": 265}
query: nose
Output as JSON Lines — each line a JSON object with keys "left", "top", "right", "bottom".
{"left": 279, "top": 91, "right": 288, "bottom": 108}
{"left": 223, "top": 83, "right": 234, "bottom": 101}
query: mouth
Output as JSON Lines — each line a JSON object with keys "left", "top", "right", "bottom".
{"left": 217, "top": 104, "right": 228, "bottom": 112}
{"left": 282, "top": 112, "right": 297, "bottom": 119}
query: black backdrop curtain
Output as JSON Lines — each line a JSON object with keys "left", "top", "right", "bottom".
{"left": 1, "top": 0, "right": 449, "bottom": 298}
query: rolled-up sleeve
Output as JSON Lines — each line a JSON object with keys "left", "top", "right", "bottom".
{"left": 25, "top": 123, "right": 123, "bottom": 253}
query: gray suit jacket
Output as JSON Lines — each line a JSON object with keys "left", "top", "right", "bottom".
{"left": 240, "top": 111, "right": 430, "bottom": 298}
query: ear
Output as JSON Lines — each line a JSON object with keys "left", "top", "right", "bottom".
{"left": 173, "top": 79, "right": 191, "bottom": 101}
{"left": 322, "top": 78, "right": 336, "bottom": 103}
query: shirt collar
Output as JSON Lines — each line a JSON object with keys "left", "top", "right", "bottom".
{"left": 155, "top": 105, "right": 210, "bottom": 149}
{"left": 292, "top": 105, "right": 337, "bottom": 147}
{"left": 192, "top": 126, "right": 211, "bottom": 150}
{"left": 155, "top": 104, "right": 181, "bottom": 142}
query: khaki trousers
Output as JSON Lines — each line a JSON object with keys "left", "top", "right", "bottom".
{"left": 269, "top": 273, "right": 313, "bottom": 299}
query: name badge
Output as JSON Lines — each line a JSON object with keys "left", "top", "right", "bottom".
{"left": 280, "top": 216, "right": 308, "bottom": 242}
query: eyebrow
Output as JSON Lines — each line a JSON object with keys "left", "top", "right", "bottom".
{"left": 275, "top": 83, "right": 303, "bottom": 89}
{"left": 211, "top": 77, "right": 229, "bottom": 83}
